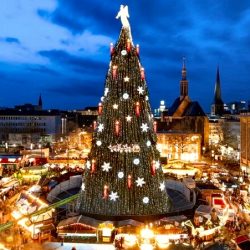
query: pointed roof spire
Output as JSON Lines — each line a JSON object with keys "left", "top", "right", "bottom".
{"left": 180, "top": 57, "right": 188, "bottom": 99}
{"left": 214, "top": 66, "right": 223, "bottom": 104}
{"left": 182, "top": 57, "right": 187, "bottom": 80}
{"left": 38, "top": 94, "right": 42, "bottom": 107}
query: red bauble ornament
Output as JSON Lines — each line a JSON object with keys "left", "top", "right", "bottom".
{"left": 128, "top": 175, "right": 132, "bottom": 189}
{"left": 98, "top": 102, "right": 103, "bottom": 115}
{"left": 93, "top": 121, "right": 97, "bottom": 130}
{"left": 153, "top": 121, "right": 157, "bottom": 133}
{"left": 136, "top": 44, "right": 140, "bottom": 55}
{"left": 140, "top": 67, "right": 145, "bottom": 80}
{"left": 115, "top": 120, "right": 120, "bottom": 136}
{"left": 126, "top": 39, "right": 131, "bottom": 52}
{"left": 103, "top": 185, "right": 109, "bottom": 199}
{"left": 112, "top": 65, "right": 118, "bottom": 79}
{"left": 135, "top": 102, "right": 140, "bottom": 117}
{"left": 151, "top": 160, "right": 156, "bottom": 176}
{"left": 91, "top": 159, "right": 96, "bottom": 173}
{"left": 110, "top": 43, "right": 114, "bottom": 55}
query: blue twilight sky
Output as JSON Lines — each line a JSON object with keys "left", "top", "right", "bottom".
{"left": 0, "top": 0, "right": 249, "bottom": 112}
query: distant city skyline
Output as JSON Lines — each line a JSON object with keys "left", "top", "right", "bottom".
{"left": 0, "top": 0, "right": 250, "bottom": 112}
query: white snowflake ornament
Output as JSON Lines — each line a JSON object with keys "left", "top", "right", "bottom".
{"left": 141, "top": 123, "right": 149, "bottom": 132}
{"left": 101, "top": 162, "right": 112, "bottom": 172}
{"left": 137, "top": 86, "right": 144, "bottom": 95}
{"left": 159, "top": 182, "right": 165, "bottom": 191}
{"left": 143, "top": 197, "right": 149, "bottom": 204}
{"left": 109, "top": 191, "right": 119, "bottom": 201}
{"left": 135, "top": 177, "right": 146, "bottom": 187}
{"left": 97, "top": 123, "right": 104, "bottom": 132}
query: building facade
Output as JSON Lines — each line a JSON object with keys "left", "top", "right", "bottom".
{"left": 240, "top": 113, "right": 250, "bottom": 173}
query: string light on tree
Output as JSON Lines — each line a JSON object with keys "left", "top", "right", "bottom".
{"left": 96, "top": 140, "right": 102, "bottom": 146}
{"left": 140, "top": 67, "right": 145, "bottom": 80}
{"left": 91, "top": 159, "right": 96, "bottom": 173}
{"left": 136, "top": 44, "right": 139, "bottom": 55}
{"left": 112, "top": 65, "right": 118, "bottom": 78}
{"left": 93, "top": 121, "right": 97, "bottom": 130}
{"left": 101, "top": 162, "right": 112, "bottom": 172}
{"left": 136, "top": 177, "right": 146, "bottom": 187}
{"left": 143, "top": 197, "right": 149, "bottom": 204}
{"left": 146, "top": 140, "right": 151, "bottom": 147}
{"left": 98, "top": 102, "right": 103, "bottom": 115}
{"left": 126, "top": 38, "right": 131, "bottom": 52}
{"left": 109, "top": 191, "right": 119, "bottom": 201}
{"left": 151, "top": 160, "right": 156, "bottom": 176}
{"left": 115, "top": 120, "right": 120, "bottom": 136}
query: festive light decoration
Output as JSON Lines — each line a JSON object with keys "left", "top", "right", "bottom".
{"left": 136, "top": 44, "right": 140, "bottom": 55}
{"left": 98, "top": 102, "right": 103, "bottom": 115}
{"left": 123, "top": 93, "right": 129, "bottom": 99}
{"left": 153, "top": 121, "right": 157, "bottom": 133}
{"left": 155, "top": 160, "right": 160, "bottom": 169}
{"left": 104, "top": 87, "right": 109, "bottom": 96}
{"left": 143, "top": 197, "right": 149, "bottom": 204}
{"left": 118, "top": 171, "right": 124, "bottom": 179}
{"left": 151, "top": 160, "right": 156, "bottom": 176}
{"left": 145, "top": 95, "right": 149, "bottom": 101}
{"left": 96, "top": 140, "right": 102, "bottom": 146}
{"left": 112, "top": 65, "right": 118, "bottom": 78}
{"left": 121, "top": 50, "right": 127, "bottom": 56}
{"left": 137, "top": 86, "right": 144, "bottom": 95}
{"left": 109, "top": 191, "right": 119, "bottom": 201}
{"left": 146, "top": 140, "right": 151, "bottom": 147}
{"left": 140, "top": 67, "right": 145, "bottom": 80}
{"left": 97, "top": 123, "right": 104, "bottom": 132}
{"left": 101, "top": 162, "right": 112, "bottom": 172}
{"left": 133, "top": 158, "right": 140, "bottom": 165}
{"left": 81, "top": 183, "right": 85, "bottom": 191}
{"left": 126, "top": 115, "right": 132, "bottom": 122}
{"left": 124, "top": 76, "right": 130, "bottom": 82}
{"left": 113, "top": 103, "right": 118, "bottom": 109}
{"left": 136, "top": 177, "right": 146, "bottom": 187}
{"left": 126, "top": 38, "right": 131, "bottom": 52}
{"left": 128, "top": 174, "right": 132, "bottom": 189}
{"left": 108, "top": 144, "right": 140, "bottom": 153}
{"left": 159, "top": 182, "right": 165, "bottom": 191}
{"left": 103, "top": 185, "right": 109, "bottom": 199}
{"left": 135, "top": 102, "right": 140, "bottom": 116}
{"left": 86, "top": 160, "right": 91, "bottom": 169}
{"left": 110, "top": 43, "right": 114, "bottom": 55}
{"left": 93, "top": 121, "right": 97, "bottom": 130}
{"left": 141, "top": 123, "right": 149, "bottom": 132}
{"left": 115, "top": 120, "right": 120, "bottom": 136}
{"left": 91, "top": 159, "right": 96, "bottom": 173}
{"left": 101, "top": 96, "right": 104, "bottom": 102}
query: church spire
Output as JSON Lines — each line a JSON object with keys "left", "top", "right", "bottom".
{"left": 180, "top": 57, "right": 188, "bottom": 100}
{"left": 211, "top": 66, "right": 224, "bottom": 116}
{"left": 38, "top": 94, "right": 43, "bottom": 110}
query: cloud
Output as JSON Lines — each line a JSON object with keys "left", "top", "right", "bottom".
{"left": 0, "top": 37, "right": 20, "bottom": 44}
{"left": 26, "top": 65, "right": 60, "bottom": 76}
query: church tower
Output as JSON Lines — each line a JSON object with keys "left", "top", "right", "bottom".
{"left": 180, "top": 57, "right": 188, "bottom": 100}
{"left": 38, "top": 94, "right": 43, "bottom": 110}
{"left": 211, "top": 67, "right": 224, "bottom": 116}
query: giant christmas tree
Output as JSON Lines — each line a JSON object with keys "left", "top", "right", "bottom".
{"left": 78, "top": 6, "right": 170, "bottom": 219}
